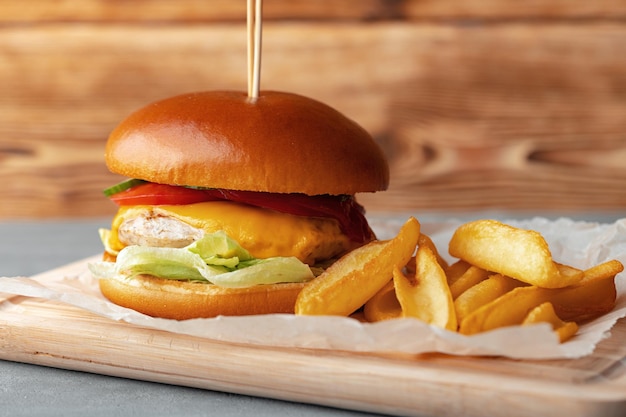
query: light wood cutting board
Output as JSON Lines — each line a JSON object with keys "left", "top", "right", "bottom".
{"left": 1, "top": 261, "right": 625, "bottom": 417}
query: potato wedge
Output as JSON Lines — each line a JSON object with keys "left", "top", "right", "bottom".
{"left": 454, "top": 274, "right": 524, "bottom": 323}
{"left": 449, "top": 219, "right": 583, "bottom": 288}
{"left": 459, "top": 265, "right": 619, "bottom": 335}
{"left": 393, "top": 246, "right": 457, "bottom": 331}
{"left": 522, "top": 302, "right": 579, "bottom": 343}
{"left": 445, "top": 260, "right": 471, "bottom": 286}
{"left": 295, "top": 216, "right": 420, "bottom": 316}
{"left": 459, "top": 285, "right": 543, "bottom": 335}
{"left": 449, "top": 266, "right": 491, "bottom": 299}
{"left": 363, "top": 280, "right": 401, "bottom": 322}
{"left": 550, "top": 274, "right": 617, "bottom": 322}
{"left": 418, "top": 233, "right": 449, "bottom": 270}
{"left": 578, "top": 259, "right": 624, "bottom": 285}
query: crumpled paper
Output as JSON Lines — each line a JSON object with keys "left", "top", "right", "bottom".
{"left": 1, "top": 216, "right": 625, "bottom": 359}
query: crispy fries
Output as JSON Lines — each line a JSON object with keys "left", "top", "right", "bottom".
{"left": 449, "top": 220, "right": 584, "bottom": 288}
{"left": 417, "top": 233, "right": 449, "bottom": 270}
{"left": 454, "top": 274, "right": 524, "bottom": 324}
{"left": 448, "top": 266, "right": 490, "bottom": 299}
{"left": 445, "top": 260, "right": 471, "bottom": 286}
{"left": 522, "top": 302, "right": 579, "bottom": 343}
{"left": 458, "top": 260, "right": 620, "bottom": 335}
{"left": 393, "top": 246, "right": 457, "bottom": 330}
{"left": 295, "top": 217, "right": 623, "bottom": 344}
{"left": 295, "top": 217, "right": 420, "bottom": 317}
{"left": 363, "top": 280, "right": 401, "bottom": 322}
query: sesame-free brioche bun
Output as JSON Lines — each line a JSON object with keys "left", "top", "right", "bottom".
{"left": 105, "top": 90, "right": 389, "bottom": 195}
{"left": 98, "top": 273, "right": 307, "bottom": 320}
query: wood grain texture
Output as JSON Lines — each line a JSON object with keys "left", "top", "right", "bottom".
{"left": 1, "top": 259, "right": 625, "bottom": 417}
{"left": 1, "top": 0, "right": 624, "bottom": 22}
{"left": 1, "top": 1, "right": 625, "bottom": 218}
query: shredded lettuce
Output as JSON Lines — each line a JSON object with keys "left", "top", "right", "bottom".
{"left": 89, "top": 231, "right": 314, "bottom": 288}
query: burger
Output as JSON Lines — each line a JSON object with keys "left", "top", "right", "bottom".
{"left": 89, "top": 90, "right": 389, "bottom": 320}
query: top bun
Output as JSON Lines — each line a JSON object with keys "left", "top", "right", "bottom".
{"left": 105, "top": 90, "right": 389, "bottom": 195}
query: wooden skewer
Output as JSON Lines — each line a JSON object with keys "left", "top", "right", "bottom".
{"left": 247, "top": 0, "right": 262, "bottom": 100}
{"left": 247, "top": 0, "right": 253, "bottom": 97}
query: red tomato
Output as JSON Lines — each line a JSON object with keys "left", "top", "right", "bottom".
{"left": 109, "top": 183, "right": 211, "bottom": 206}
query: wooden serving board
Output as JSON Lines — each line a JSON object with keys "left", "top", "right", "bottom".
{"left": 1, "top": 261, "right": 626, "bottom": 417}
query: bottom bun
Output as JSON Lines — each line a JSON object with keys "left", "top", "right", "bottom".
{"left": 99, "top": 274, "right": 308, "bottom": 320}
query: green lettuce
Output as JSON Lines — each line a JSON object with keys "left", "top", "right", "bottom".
{"left": 89, "top": 231, "right": 314, "bottom": 288}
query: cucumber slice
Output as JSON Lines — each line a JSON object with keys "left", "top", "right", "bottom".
{"left": 103, "top": 178, "right": 146, "bottom": 197}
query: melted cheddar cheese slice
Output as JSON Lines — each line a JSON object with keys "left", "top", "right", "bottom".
{"left": 106, "top": 201, "right": 356, "bottom": 265}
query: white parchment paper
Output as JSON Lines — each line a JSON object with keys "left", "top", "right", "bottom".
{"left": 1, "top": 216, "right": 625, "bottom": 359}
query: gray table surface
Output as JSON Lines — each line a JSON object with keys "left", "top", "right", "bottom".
{"left": 1, "top": 212, "right": 624, "bottom": 417}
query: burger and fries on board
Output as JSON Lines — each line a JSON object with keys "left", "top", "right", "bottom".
{"left": 86, "top": 0, "right": 623, "bottom": 348}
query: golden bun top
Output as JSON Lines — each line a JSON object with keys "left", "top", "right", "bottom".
{"left": 105, "top": 90, "right": 389, "bottom": 195}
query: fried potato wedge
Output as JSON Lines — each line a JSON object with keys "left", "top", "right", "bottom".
{"left": 295, "top": 217, "right": 421, "bottom": 316}
{"left": 550, "top": 274, "right": 617, "bottom": 322}
{"left": 459, "top": 264, "right": 619, "bottom": 335}
{"left": 459, "top": 285, "right": 542, "bottom": 335}
{"left": 454, "top": 274, "right": 524, "bottom": 323}
{"left": 449, "top": 265, "right": 491, "bottom": 299}
{"left": 445, "top": 260, "right": 472, "bottom": 286}
{"left": 393, "top": 246, "right": 457, "bottom": 331}
{"left": 578, "top": 259, "right": 624, "bottom": 285}
{"left": 418, "top": 233, "right": 449, "bottom": 270}
{"left": 405, "top": 234, "right": 448, "bottom": 277}
{"left": 522, "top": 302, "right": 579, "bottom": 343}
{"left": 449, "top": 219, "right": 584, "bottom": 288}
{"left": 363, "top": 280, "right": 401, "bottom": 322}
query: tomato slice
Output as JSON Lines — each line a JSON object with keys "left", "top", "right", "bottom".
{"left": 108, "top": 182, "right": 374, "bottom": 243}
{"left": 109, "top": 183, "right": 211, "bottom": 206}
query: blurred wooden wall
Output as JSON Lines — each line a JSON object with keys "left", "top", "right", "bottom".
{"left": 1, "top": 0, "right": 625, "bottom": 218}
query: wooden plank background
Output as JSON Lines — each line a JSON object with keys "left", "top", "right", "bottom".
{"left": 1, "top": 0, "right": 625, "bottom": 219}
